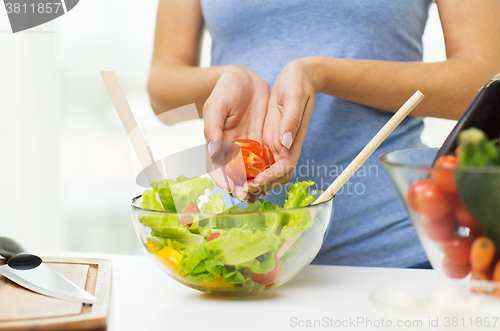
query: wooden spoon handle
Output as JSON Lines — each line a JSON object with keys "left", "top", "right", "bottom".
{"left": 100, "top": 71, "right": 163, "bottom": 184}
{"left": 277, "top": 90, "right": 425, "bottom": 258}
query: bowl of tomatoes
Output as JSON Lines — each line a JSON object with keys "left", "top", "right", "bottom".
{"left": 380, "top": 146, "right": 500, "bottom": 296}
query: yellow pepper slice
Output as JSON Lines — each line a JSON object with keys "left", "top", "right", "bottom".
{"left": 155, "top": 246, "right": 183, "bottom": 276}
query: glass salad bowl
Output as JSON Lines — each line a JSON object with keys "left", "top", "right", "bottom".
{"left": 380, "top": 148, "right": 500, "bottom": 296}
{"left": 130, "top": 183, "right": 333, "bottom": 295}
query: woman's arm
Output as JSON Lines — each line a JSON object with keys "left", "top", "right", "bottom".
{"left": 147, "top": 0, "right": 225, "bottom": 116}
{"left": 305, "top": 0, "right": 500, "bottom": 120}
{"left": 148, "top": 0, "right": 271, "bottom": 200}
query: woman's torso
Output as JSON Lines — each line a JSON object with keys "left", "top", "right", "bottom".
{"left": 201, "top": 0, "right": 432, "bottom": 267}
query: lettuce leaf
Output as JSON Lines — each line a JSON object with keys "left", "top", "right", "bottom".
{"left": 284, "top": 181, "right": 315, "bottom": 208}
{"left": 150, "top": 176, "right": 214, "bottom": 212}
{"left": 209, "top": 229, "right": 279, "bottom": 265}
{"left": 151, "top": 226, "right": 204, "bottom": 246}
{"left": 200, "top": 193, "right": 227, "bottom": 213}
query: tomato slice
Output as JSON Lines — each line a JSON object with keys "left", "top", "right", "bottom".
{"left": 251, "top": 255, "right": 280, "bottom": 285}
{"left": 255, "top": 146, "right": 275, "bottom": 168}
{"left": 179, "top": 201, "right": 199, "bottom": 227}
{"left": 234, "top": 139, "right": 260, "bottom": 151}
{"left": 225, "top": 140, "right": 268, "bottom": 180}
{"left": 224, "top": 149, "right": 246, "bottom": 184}
{"left": 241, "top": 149, "right": 266, "bottom": 179}
{"left": 184, "top": 201, "right": 200, "bottom": 213}
{"left": 208, "top": 233, "right": 220, "bottom": 241}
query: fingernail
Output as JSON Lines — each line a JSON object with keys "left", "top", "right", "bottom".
{"left": 282, "top": 132, "right": 293, "bottom": 149}
{"left": 252, "top": 177, "right": 263, "bottom": 186}
{"left": 208, "top": 141, "right": 215, "bottom": 157}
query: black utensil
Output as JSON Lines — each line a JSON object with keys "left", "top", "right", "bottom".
{"left": 436, "top": 74, "right": 500, "bottom": 160}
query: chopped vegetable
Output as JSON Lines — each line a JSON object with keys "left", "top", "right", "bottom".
{"left": 470, "top": 236, "right": 496, "bottom": 274}
{"left": 455, "top": 128, "right": 500, "bottom": 248}
{"left": 139, "top": 175, "right": 317, "bottom": 287}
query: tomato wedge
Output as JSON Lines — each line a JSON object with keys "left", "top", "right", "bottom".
{"left": 241, "top": 149, "right": 266, "bottom": 179}
{"left": 224, "top": 149, "right": 246, "bottom": 184}
{"left": 255, "top": 146, "right": 275, "bottom": 168}
{"left": 251, "top": 255, "right": 280, "bottom": 285}
{"left": 179, "top": 201, "right": 199, "bottom": 227}
{"left": 225, "top": 140, "right": 274, "bottom": 181}
{"left": 234, "top": 139, "right": 260, "bottom": 151}
{"left": 208, "top": 233, "right": 220, "bottom": 241}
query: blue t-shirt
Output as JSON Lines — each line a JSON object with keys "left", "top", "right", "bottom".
{"left": 201, "top": 0, "right": 432, "bottom": 267}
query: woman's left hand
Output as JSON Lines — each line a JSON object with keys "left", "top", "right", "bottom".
{"left": 248, "top": 57, "right": 324, "bottom": 194}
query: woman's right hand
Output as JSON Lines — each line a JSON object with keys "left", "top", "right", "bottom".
{"left": 204, "top": 65, "right": 270, "bottom": 201}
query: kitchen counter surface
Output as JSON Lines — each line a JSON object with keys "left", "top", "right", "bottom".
{"left": 48, "top": 252, "right": 440, "bottom": 331}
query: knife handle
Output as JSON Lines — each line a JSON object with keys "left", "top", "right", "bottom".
{"left": 0, "top": 237, "right": 27, "bottom": 260}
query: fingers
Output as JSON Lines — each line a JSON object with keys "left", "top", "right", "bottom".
{"left": 203, "top": 95, "right": 226, "bottom": 157}
{"left": 244, "top": 158, "right": 296, "bottom": 197}
{"left": 278, "top": 90, "right": 311, "bottom": 151}
{"left": 245, "top": 173, "right": 293, "bottom": 194}
{"left": 207, "top": 152, "right": 235, "bottom": 193}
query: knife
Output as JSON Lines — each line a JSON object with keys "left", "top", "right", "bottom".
{"left": 0, "top": 237, "right": 100, "bottom": 304}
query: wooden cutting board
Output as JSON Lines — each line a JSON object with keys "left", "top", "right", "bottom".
{"left": 0, "top": 257, "right": 112, "bottom": 331}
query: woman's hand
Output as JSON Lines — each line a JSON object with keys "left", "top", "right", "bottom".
{"left": 204, "top": 65, "right": 270, "bottom": 201}
{"left": 249, "top": 58, "right": 323, "bottom": 193}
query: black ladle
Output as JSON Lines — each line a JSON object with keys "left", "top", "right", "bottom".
{"left": 436, "top": 75, "right": 500, "bottom": 159}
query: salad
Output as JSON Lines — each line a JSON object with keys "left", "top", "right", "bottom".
{"left": 138, "top": 176, "right": 317, "bottom": 288}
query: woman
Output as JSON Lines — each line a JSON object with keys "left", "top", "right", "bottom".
{"left": 147, "top": 0, "right": 500, "bottom": 267}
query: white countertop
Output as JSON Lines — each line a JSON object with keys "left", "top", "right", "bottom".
{"left": 52, "top": 252, "right": 440, "bottom": 331}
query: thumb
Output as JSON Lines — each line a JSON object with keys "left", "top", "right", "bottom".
{"left": 279, "top": 95, "right": 307, "bottom": 150}
{"left": 203, "top": 97, "right": 226, "bottom": 157}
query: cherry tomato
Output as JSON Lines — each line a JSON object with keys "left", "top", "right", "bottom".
{"left": 454, "top": 199, "right": 480, "bottom": 230}
{"left": 443, "top": 237, "right": 472, "bottom": 265}
{"left": 251, "top": 255, "right": 280, "bottom": 285}
{"left": 241, "top": 149, "right": 266, "bottom": 179}
{"left": 421, "top": 214, "right": 456, "bottom": 242}
{"left": 208, "top": 232, "right": 220, "bottom": 241}
{"left": 234, "top": 139, "right": 260, "bottom": 152}
{"left": 432, "top": 155, "right": 458, "bottom": 193}
{"left": 442, "top": 257, "right": 471, "bottom": 279}
{"left": 407, "top": 179, "right": 434, "bottom": 212}
{"left": 254, "top": 146, "right": 275, "bottom": 168}
{"left": 179, "top": 201, "right": 199, "bottom": 227}
{"left": 414, "top": 183, "right": 454, "bottom": 218}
